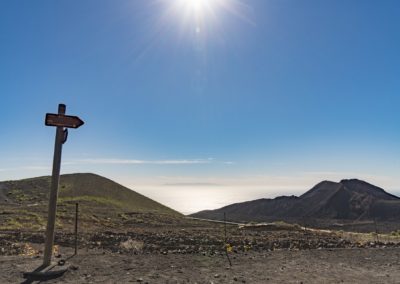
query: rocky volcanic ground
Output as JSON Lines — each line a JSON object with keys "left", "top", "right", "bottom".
{"left": 2, "top": 248, "right": 400, "bottom": 283}
{"left": 2, "top": 220, "right": 400, "bottom": 257}
{"left": 1, "top": 216, "right": 400, "bottom": 283}
{"left": 2, "top": 175, "right": 400, "bottom": 282}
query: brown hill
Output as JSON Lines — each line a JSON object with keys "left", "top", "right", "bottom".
{"left": 191, "top": 179, "right": 400, "bottom": 224}
{"left": 0, "top": 173, "right": 180, "bottom": 231}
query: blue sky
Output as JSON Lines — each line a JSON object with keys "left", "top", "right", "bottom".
{"left": 1, "top": 0, "right": 399, "bottom": 213}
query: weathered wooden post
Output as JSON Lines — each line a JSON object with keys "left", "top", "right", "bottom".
{"left": 43, "top": 104, "right": 84, "bottom": 267}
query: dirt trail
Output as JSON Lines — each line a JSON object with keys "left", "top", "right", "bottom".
{"left": 1, "top": 248, "right": 400, "bottom": 283}
{"left": 185, "top": 217, "right": 244, "bottom": 226}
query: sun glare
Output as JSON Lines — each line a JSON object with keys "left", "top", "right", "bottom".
{"left": 179, "top": 0, "right": 212, "bottom": 13}
{"left": 153, "top": 0, "right": 251, "bottom": 43}
{"left": 173, "top": 0, "right": 219, "bottom": 26}
{"left": 168, "top": 0, "right": 245, "bottom": 37}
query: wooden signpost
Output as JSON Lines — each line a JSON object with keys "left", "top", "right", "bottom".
{"left": 43, "top": 104, "right": 84, "bottom": 267}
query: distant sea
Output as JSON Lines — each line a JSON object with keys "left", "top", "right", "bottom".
{"left": 135, "top": 186, "right": 306, "bottom": 215}
{"left": 136, "top": 187, "right": 400, "bottom": 215}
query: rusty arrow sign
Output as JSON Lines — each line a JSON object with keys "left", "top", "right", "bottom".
{"left": 45, "top": 113, "right": 84, "bottom": 129}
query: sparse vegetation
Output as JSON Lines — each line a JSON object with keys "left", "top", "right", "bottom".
{"left": 391, "top": 230, "right": 400, "bottom": 236}
{"left": 0, "top": 210, "right": 45, "bottom": 230}
{"left": 0, "top": 173, "right": 181, "bottom": 234}
{"left": 59, "top": 195, "right": 126, "bottom": 209}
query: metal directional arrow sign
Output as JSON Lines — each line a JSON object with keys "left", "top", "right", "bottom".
{"left": 45, "top": 113, "right": 84, "bottom": 129}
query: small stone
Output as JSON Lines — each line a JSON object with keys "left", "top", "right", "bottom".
{"left": 214, "top": 274, "right": 220, "bottom": 278}
{"left": 137, "top": 277, "right": 143, "bottom": 282}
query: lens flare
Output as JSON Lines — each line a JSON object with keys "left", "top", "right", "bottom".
{"left": 177, "top": 0, "right": 213, "bottom": 14}
{"left": 166, "top": 0, "right": 252, "bottom": 35}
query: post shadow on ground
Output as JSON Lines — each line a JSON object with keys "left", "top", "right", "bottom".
{"left": 21, "top": 254, "right": 76, "bottom": 284}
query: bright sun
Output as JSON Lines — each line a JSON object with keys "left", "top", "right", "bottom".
{"left": 180, "top": 0, "right": 212, "bottom": 11}
{"left": 175, "top": 0, "right": 217, "bottom": 19}
{"left": 177, "top": 0, "right": 212, "bottom": 11}
{"left": 158, "top": 0, "right": 250, "bottom": 38}
{"left": 170, "top": 0, "right": 227, "bottom": 33}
